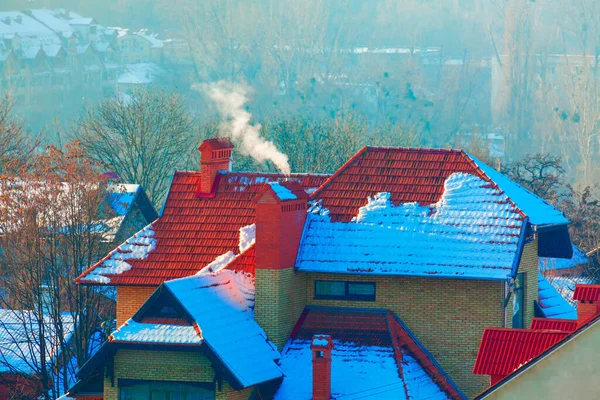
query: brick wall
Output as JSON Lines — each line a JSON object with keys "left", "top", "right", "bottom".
{"left": 116, "top": 286, "right": 156, "bottom": 326}
{"left": 305, "top": 273, "right": 504, "bottom": 398}
{"left": 103, "top": 349, "right": 214, "bottom": 400}
{"left": 521, "top": 237, "right": 539, "bottom": 329}
{"left": 104, "top": 349, "right": 254, "bottom": 400}
{"left": 255, "top": 268, "right": 306, "bottom": 350}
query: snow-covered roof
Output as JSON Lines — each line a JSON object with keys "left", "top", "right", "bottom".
{"left": 268, "top": 182, "right": 297, "bottom": 200}
{"left": 111, "top": 320, "right": 201, "bottom": 345}
{"left": 0, "top": 11, "right": 62, "bottom": 60}
{"left": 297, "top": 173, "right": 524, "bottom": 280}
{"left": 275, "top": 308, "right": 462, "bottom": 400}
{"left": 82, "top": 224, "right": 156, "bottom": 284}
{"left": 277, "top": 341, "right": 445, "bottom": 399}
{"left": 539, "top": 245, "right": 588, "bottom": 271}
{"left": 547, "top": 275, "right": 593, "bottom": 308}
{"left": 164, "top": 270, "right": 281, "bottom": 388}
{"left": 117, "top": 62, "right": 165, "bottom": 85}
{"left": 537, "top": 273, "right": 577, "bottom": 320}
{"left": 134, "top": 29, "right": 164, "bottom": 48}
{"left": 468, "top": 154, "right": 569, "bottom": 226}
{"left": 0, "top": 310, "right": 75, "bottom": 375}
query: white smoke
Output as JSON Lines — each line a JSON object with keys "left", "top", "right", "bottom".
{"left": 203, "top": 81, "right": 291, "bottom": 175}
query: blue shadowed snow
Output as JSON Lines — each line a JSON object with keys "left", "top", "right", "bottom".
{"left": 268, "top": 182, "right": 297, "bottom": 200}
{"left": 469, "top": 154, "right": 569, "bottom": 226}
{"left": 537, "top": 273, "right": 577, "bottom": 319}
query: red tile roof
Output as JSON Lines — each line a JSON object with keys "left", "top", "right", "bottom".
{"left": 77, "top": 171, "right": 326, "bottom": 286}
{"left": 529, "top": 318, "right": 578, "bottom": 332}
{"left": 311, "top": 147, "right": 493, "bottom": 222}
{"left": 290, "top": 308, "right": 465, "bottom": 400}
{"left": 573, "top": 284, "right": 600, "bottom": 302}
{"left": 472, "top": 328, "right": 570, "bottom": 376}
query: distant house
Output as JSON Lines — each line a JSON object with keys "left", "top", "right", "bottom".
{"left": 0, "top": 310, "right": 75, "bottom": 398}
{"left": 473, "top": 284, "right": 600, "bottom": 399}
{"left": 68, "top": 138, "right": 574, "bottom": 399}
{"left": 0, "top": 9, "right": 120, "bottom": 106}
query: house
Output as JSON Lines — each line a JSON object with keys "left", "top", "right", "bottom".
{"left": 473, "top": 284, "right": 600, "bottom": 399}
{"left": 0, "top": 310, "right": 75, "bottom": 398}
{"left": 68, "top": 138, "right": 573, "bottom": 399}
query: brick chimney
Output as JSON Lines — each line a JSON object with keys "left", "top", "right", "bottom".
{"left": 198, "top": 137, "right": 234, "bottom": 195}
{"left": 254, "top": 181, "right": 308, "bottom": 350}
{"left": 311, "top": 334, "right": 333, "bottom": 400}
{"left": 573, "top": 284, "right": 600, "bottom": 326}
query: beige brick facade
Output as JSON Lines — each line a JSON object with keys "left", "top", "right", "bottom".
{"left": 255, "top": 268, "right": 307, "bottom": 350}
{"left": 115, "top": 286, "right": 156, "bottom": 326}
{"left": 305, "top": 272, "right": 503, "bottom": 398}
{"left": 104, "top": 349, "right": 254, "bottom": 400}
{"left": 103, "top": 350, "right": 214, "bottom": 399}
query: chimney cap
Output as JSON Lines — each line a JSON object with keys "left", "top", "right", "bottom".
{"left": 311, "top": 334, "right": 333, "bottom": 349}
{"left": 255, "top": 181, "right": 308, "bottom": 204}
{"left": 199, "top": 137, "right": 234, "bottom": 152}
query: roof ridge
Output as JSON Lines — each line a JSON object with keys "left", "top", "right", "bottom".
{"left": 364, "top": 145, "right": 464, "bottom": 153}
{"left": 461, "top": 151, "right": 528, "bottom": 220}
{"left": 309, "top": 146, "right": 369, "bottom": 200}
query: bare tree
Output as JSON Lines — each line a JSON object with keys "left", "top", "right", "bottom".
{"left": 76, "top": 89, "right": 194, "bottom": 207}
{"left": 0, "top": 142, "right": 115, "bottom": 398}
{"left": 501, "top": 153, "right": 566, "bottom": 202}
{"left": 0, "top": 94, "right": 37, "bottom": 172}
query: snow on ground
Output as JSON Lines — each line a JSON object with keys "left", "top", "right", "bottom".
{"left": 82, "top": 224, "right": 156, "bottom": 283}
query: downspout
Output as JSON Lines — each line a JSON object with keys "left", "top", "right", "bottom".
{"left": 504, "top": 217, "right": 530, "bottom": 310}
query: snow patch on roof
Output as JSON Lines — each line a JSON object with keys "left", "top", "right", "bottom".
{"left": 537, "top": 273, "right": 577, "bottom": 320}
{"left": 111, "top": 320, "right": 201, "bottom": 345}
{"left": 469, "top": 154, "right": 569, "bottom": 226}
{"left": 165, "top": 270, "right": 281, "bottom": 387}
{"left": 268, "top": 182, "right": 297, "bottom": 200}
{"left": 82, "top": 224, "right": 156, "bottom": 283}
{"left": 239, "top": 224, "right": 256, "bottom": 253}
{"left": 197, "top": 251, "right": 236, "bottom": 275}
{"left": 297, "top": 173, "right": 523, "bottom": 280}
{"left": 275, "top": 339, "right": 449, "bottom": 400}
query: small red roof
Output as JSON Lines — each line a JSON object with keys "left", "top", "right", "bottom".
{"left": 529, "top": 318, "right": 578, "bottom": 332}
{"left": 473, "top": 328, "right": 570, "bottom": 376}
{"left": 77, "top": 171, "right": 326, "bottom": 286}
{"left": 573, "top": 284, "right": 600, "bottom": 301}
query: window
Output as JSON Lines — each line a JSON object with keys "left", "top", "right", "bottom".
{"left": 314, "top": 281, "right": 375, "bottom": 301}
{"left": 512, "top": 273, "right": 525, "bottom": 328}
{"left": 120, "top": 382, "right": 214, "bottom": 400}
